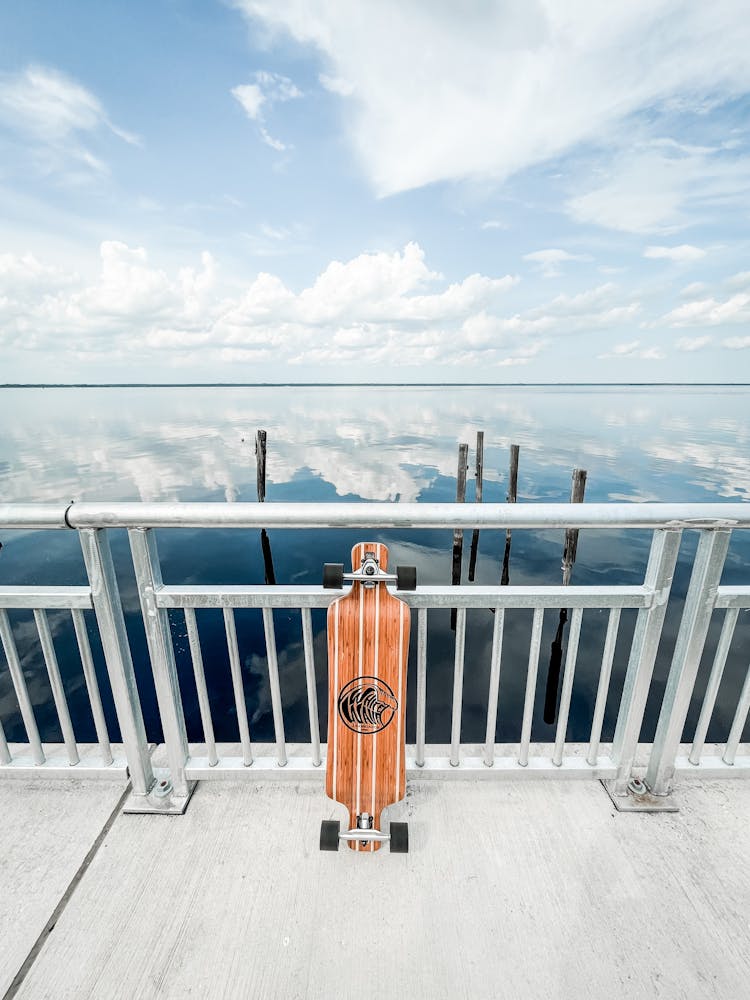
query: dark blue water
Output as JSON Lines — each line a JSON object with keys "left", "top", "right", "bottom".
{"left": 1, "top": 385, "right": 748, "bottom": 749}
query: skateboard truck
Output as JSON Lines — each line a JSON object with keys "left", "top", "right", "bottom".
{"left": 323, "top": 552, "right": 417, "bottom": 591}
{"left": 320, "top": 814, "right": 409, "bottom": 853}
{"left": 342, "top": 812, "right": 383, "bottom": 847}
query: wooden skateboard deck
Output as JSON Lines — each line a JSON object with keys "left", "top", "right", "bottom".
{"left": 325, "top": 542, "right": 410, "bottom": 852}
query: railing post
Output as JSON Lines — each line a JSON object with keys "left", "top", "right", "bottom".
{"left": 129, "top": 528, "right": 193, "bottom": 807}
{"left": 79, "top": 528, "right": 154, "bottom": 795}
{"left": 645, "top": 529, "right": 731, "bottom": 795}
{"left": 609, "top": 528, "right": 682, "bottom": 795}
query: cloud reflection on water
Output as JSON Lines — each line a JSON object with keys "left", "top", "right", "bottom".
{"left": 1, "top": 385, "right": 749, "bottom": 504}
{"left": 1, "top": 385, "right": 748, "bottom": 749}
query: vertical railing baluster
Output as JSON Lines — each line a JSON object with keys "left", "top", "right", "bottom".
{"left": 262, "top": 607, "right": 287, "bottom": 766}
{"left": 301, "top": 609, "right": 321, "bottom": 766}
{"left": 71, "top": 609, "right": 113, "bottom": 766}
{"left": 79, "top": 529, "right": 154, "bottom": 795}
{"left": 518, "top": 609, "right": 544, "bottom": 767}
{"left": 552, "top": 607, "right": 582, "bottom": 766}
{"left": 483, "top": 609, "right": 505, "bottom": 766}
{"left": 223, "top": 608, "right": 253, "bottom": 766}
{"left": 449, "top": 607, "right": 466, "bottom": 766}
{"left": 34, "top": 609, "right": 79, "bottom": 765}
{"left": 587, "top": 608, "right": 620, "bottom": 766}
{"left": 723, "top": 662, "right": 750, "bottom": 766}
{"left": 184, "top": 608, "right": 218, "bottom": 767}
{"left": 689, "top": 606, "right": 739, "bottom": 765}
{"left": 611, "top": 528, "right": 682, "bottom": 795}
{"left": 129, "top": 528, "right": 190, "bottom": 797}
{"left": 0, "top": 715, "right": 10, "bottom": 764}
{"left": 0, "top": 609, "right": 45, "bottom": 765}
{"left": 415, "top": 609, "right": 427, "bottom": 767}
{"left": 644, "top": 528, "right": 729, "bottom": 796}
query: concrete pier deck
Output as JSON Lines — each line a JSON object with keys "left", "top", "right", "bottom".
{"left": 2, "top": 775, "right": 749, "bottom": 999}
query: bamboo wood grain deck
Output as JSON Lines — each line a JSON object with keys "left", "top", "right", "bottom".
{"left": 325, "top": 542, "right": 410, "bottom": 851}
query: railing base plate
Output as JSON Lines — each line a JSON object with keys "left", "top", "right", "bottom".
{"left": 123, "top": 768, "right": 196, "bottom": 815}
{"left": 602, "top": 778, "right": 679, "bottom": 813}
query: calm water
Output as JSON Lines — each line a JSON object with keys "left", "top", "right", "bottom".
{"left": 1, "top": 385, "right": 748, "bottom": 749}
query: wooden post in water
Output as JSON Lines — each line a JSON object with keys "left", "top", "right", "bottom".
{"left": 543, "top": 467, "right": 587, "bottom": 725}
{"left": 255, "top": 429, "right": 276, "bottom": 585}
{"left": 451, "top": 442, "right": 469, "bottom": 630}
{"left": 255, "top": 429, "right": 267, "bottom": 503}
{"left": 501, "top": 444, "right": 519, "bottom": 586}
{"left": 468, "top": 431, "right": 484, "bottom": 582}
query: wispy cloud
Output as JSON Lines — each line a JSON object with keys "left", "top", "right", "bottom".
{"left": 523, "top": 248, "right": 593, "bottom": 277}
{"left": 0, "top": 64, "right": 140, "bottom": 177}
{"left": 598, "top": 340, "right": 665, "bottom": 360}
{"left": 566, "top": 138, "right": 750, "bottom": 234}
{"left": 231, "top": 70, "right": 301, "bottom": 151}
{"left": 232, "top": 83, "right": 265, "bottom": 120}
{"left": 234, "top": 1, "right": 750, "bottom": 204}
{"left": 675, "top": 335, "right": 713, "bottom": 351}
{"left": 319, "top": 73, "right": 354, "bottom": 97}
{"left": 644, "top": 244, "right": 706, "bottom": 262}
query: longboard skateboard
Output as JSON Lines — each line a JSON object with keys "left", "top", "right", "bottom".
{"left": 319, "top": 542, "right": 415, "bottom": 853}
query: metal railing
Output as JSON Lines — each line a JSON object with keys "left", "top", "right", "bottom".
{"left": 1, "top": 502, "right": 749, "bottom": 811}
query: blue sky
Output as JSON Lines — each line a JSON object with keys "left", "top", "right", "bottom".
{"left": 1, "top": 1, "right": 749, "bottom": 383}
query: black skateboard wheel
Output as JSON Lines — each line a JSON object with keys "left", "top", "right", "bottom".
{"left": 320, "top": 819, "right": 340, "bottom": 851}
{"left": 396, "top": 566, "right": 417, "bottom": 591}
{"left": 323, "top": 563, "right": 344, "bottom": 589}
{"left": 389, "top": 822, "right": 409, "bottom": 853}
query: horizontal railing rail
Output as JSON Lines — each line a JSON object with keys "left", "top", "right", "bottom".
{"left": 3, "top": 501, "right": 750, "bottom": 530}
{"left": 1, "top": 502, "right": 748, "bottom": 812}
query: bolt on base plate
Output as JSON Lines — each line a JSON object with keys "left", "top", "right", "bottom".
{"left": 602, "top": 777, "right": 679, "bottom": 813}
{"left": 123, "top": 767, "right": 197, "bottom": 815}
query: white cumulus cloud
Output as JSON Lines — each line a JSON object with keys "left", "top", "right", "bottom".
{"left": 2, "top": 240, "right": 531, "bottom": 372}
{"left": 663, "top": 292, "right": 750, "bottom": 326}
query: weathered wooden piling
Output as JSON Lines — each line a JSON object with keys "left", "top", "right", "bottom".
{"left": 255, "top": 429, "right": 267, "bottom": 503}
{"left": 543, "top": 467, "right": 587, "bottom": 725}
{"left": 468, "top": 432, "right": 484, "bottom": 582}
{"left": 561, "top": 468, "right": 587, "bottom": 585}
{"left": 255, "top": 429, "right": 276, "bottom": 585}
{"left": 451, "top": 442, "right": 469, "bottom": 630}
{"left": 501, "top": 444, "right": 519, "bottom": 586}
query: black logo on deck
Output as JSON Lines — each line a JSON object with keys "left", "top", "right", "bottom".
{"left": 337, "top": 676, "right": 398, "bottom": 734}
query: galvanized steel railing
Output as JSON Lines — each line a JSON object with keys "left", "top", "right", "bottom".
{"left": 1, "top": 502, "right": 749, "bottom": 812}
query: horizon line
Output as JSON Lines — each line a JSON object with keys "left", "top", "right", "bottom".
{"left": 2, "top": 381, "right": 750, "bottom": 389}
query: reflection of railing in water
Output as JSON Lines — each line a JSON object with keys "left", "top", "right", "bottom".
{"left": 1, "top": 502, "right": 749, "bottom": 814}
